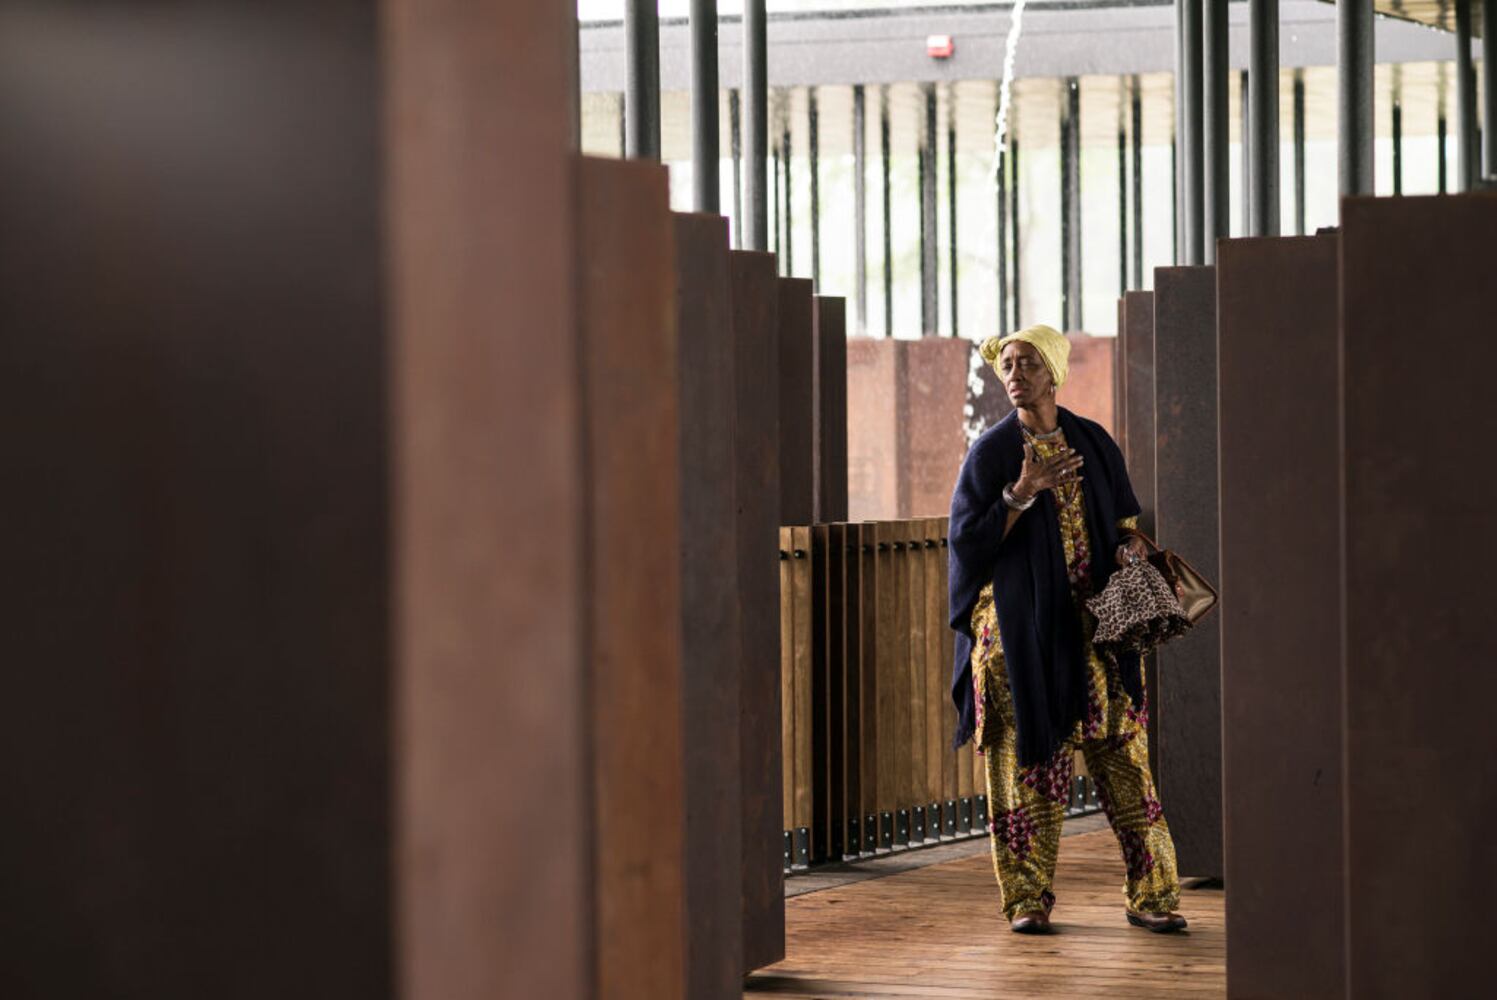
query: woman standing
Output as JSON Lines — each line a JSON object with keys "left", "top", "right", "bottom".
{"left": 947, "top": 324, "right": 1186, "bottom": 935}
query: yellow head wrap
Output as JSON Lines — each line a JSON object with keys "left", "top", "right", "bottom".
{"left": 978, "top": 324, "right": 1071, "bottom": 390}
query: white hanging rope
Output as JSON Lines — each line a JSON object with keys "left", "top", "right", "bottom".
{"left": 991, "top": 0, "right": 1030, "bottom": 180}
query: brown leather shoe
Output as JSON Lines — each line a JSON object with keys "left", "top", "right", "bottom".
{"left": 1010, "top": 909, "right": 1052, "bottom": 934}
{"left": 1126, "top": 908, "right": 1188, "bottom": 933}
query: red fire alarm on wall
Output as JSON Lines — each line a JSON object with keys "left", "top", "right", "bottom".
{"left": 926, "top": 34, "right": 955, "bottom": 59}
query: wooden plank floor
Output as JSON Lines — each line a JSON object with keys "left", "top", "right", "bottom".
{"left": 746, "top": 828, "right": 1225, "bottom": 999}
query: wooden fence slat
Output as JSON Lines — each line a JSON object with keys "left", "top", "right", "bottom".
{"left": 791, "top": 525, "right": 815, "bottom": 843}
{"left": 834, "top": 523, "right": 859, "bottom": 857}
{"left": 874, "top": 521, "right": 899, "bottom": 841}
{"left": 779, "top": 526, "right": 796, "bottom": 840}
{"left": 858, "top": 522, "right": 880, "bottom": 850}
{"left": 926, "top": 518, "right": 952, "bottom": 831}
{"left": 810, "top": 524, "right": 831, "bottom": 864}
{"left": 904, "top": 518, "right": 928, "bottom": 840}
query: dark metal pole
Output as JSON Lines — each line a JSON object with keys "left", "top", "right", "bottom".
{"left": 1011, "top": 133, "right": 1022, "bottom": 329}
{"left": 1204, "top": 0, "right": 1229, "bottom": 263}
{"left": 810, "top": 87, "right": 821, "bottom": 289}
{"left": 1485, "top": 0, "right": 1497, "bottom": 179}
{"left": 1249, "top": 0, "right": 1281, "bottom": 236}
{"left": 1294, "top": 69, "right": 1306, "bottom": 233}
{"left": 1062, "top": 78, "right": 1082, "bottom": 332}
{"left": 881, "top": 86, "right": 893, "bottom": 338}
{"left": 743, "top": 0, "right": 768, "bottom": 249}
{"left": 1171, "top": 120, "right": 1179, "bottom": 263}
{"left": 1181, "top": 0, "right": 1205, "bottom": 264}
{"left": 1240, "top": 69, "right": 1250, "bottom": 237}
{"left": 730, "top": 89, "right": 743, "bottom": 248}
{"left": 618, "top": 92, "right": 627, "bottom": 158}
{"left": 998, "top": 92, "right": 1010, "bottom": 335}
{"left": 1338, "top": 0, "right": 1375, "bottom": 197}
{"left": 1118, "top": 119, "right": 1129, "bottom": 296}
{"left": 1131, "top": 77, "right": 1144, "bottom": 289}
{"left": 947, "top": 95, "right": 959, "bottom": 338}
{"left": 854, "top": 85, "right": 868, "bottom": 335}
{"left": 1393, "top": 90, "right": 1404, "bottom": 196}
{"left": 778, "top": 140, "right": 790, "bottom": 267}
{"left": 689, "top": 0, "right": 719, "bottom": 211}
{"left": 1438, "top": 66, "right": 1449, "bottom": 194}
{"left": 1456, "top": 0, "right": 1477, "bottom": 190}
{"left": 624, "top": 0, "right": 661, "bottom": 160}
{"left": 921, "top": 83, "right": 938, "bottom": 337}
{"left": 783, "top": 114, "right": 793, "bottom": 275}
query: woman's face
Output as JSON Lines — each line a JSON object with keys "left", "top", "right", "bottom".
{"left": 999, "top": 341, "right": 1053, "bottom": 407}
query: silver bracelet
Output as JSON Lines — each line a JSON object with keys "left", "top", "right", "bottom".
{"left": 1002, "top": 482, "right": 1037, "bottom": 512}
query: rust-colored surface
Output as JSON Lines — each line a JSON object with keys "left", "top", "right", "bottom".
{"left": 1217, "top": 235, "right": 1345, "bottom": 1000}
{"left": 1340, "top": 193, "right": 1497, "bottom": 999}
{"left": 731, "top": 251, "right": 786, "bottom": 974}
{"left": 847, "top": 336, "right": 1114, "bottom": 522}
{"left": 814, "top": 298, "right": 850, "bottom": 523}
{"left": 904, "top": 338, "right": 978, "bottom": 521}
{"left": 778, "top": 280, "right": 816, "bottom": 525}
{"left": 1, "top": 7, "right": 394, "bottom": 998}
{"left": 673, "top": 212, "right": 744, "bottom": 998}
{"left": 846, "top": 339, "right": 906, "bottom": 521}
{"left": 578, "top": 156, "right": 686, "bottom": 1000}
{"left": 1152, "top": 266, "right": 1223, "bottom": 880}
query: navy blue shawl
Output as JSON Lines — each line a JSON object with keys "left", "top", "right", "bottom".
{"left": 947, "top": 408, "right": 1143, "bottom": 767}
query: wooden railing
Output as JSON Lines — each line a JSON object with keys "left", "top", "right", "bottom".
{"left": 779, "top": 517, "right": 1103, "bottom": 870}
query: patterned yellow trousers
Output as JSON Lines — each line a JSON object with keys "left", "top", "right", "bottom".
{"left": 976, "top": 603, "right": 1181, "bottom": 919}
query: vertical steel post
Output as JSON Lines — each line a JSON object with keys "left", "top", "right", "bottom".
{"left": 1338, "top": 0, "right": 1375, "bottom": 197}
{"left": 1249, "top": 0, "right": 1281, "bottom": 236}
{"left": 730, "top": 89, "right": 743, "bottom": 247}
{"left": 1439, "top": 65, "right": 1449, "bottom": 194}
{"left": 1132, "top": 76, "right": 1144, "bottom": 289}
{"left": 778, "top": 141, "right": 790, "bottom": 264}
{"left": 1484, "top": 0, "right": 1497, "bottom": 179}
{"left": 810, "top": 87, "right": 821, "bottom": 289}
{"left": 689, "top": 0, "right": 719, "bottom": 211}
{"left": 624, "top": 0, "right": 661, "bottom": 160}
{"left": 1240, "top": 70, "right": 1249, "bottom": 237}
{"left": 921, "top": 83, "right": 938, "bottom": 337}
{"left": 1180, "top": 0, "right": 1206, "bottom": 264}
{"left": 1294, "top": 69, "right": 1307, "bottom": 234}
{"left": 1064, "top": 78, "right": 1082, "bottom": 332}
{"left": 854, "top": 85, "right": 868, "bottom": 335}
{"left": 1457, "top": 0, "right": 1478, "bottom": 190}
{"left": 998, "top": 98, "right": 1010, "bottom": 336}
{"left": 947, "top": 92, "right": 959, "bottom": 338}
{"left": 1118, "top": 118, "right": 1129, "bottom": 295}
{"left": 881, "top": 87, "right": 893, "bottom": 337}
{"left": 1393, "top": 93, "right": 1404, "bottom": 196}
{"left": 1011, "top": 134, "right": 1022, "bottom": 330}
{"left": 783, "top": 113, "right": 794, "bottom": 274}
{"left": 744, "top": 0, "right": 769, "bottom": 249}
{"left": 1204, "top": 0, "right": 1229, "bottom": 262}
{"left": 618, "top": 92, "right": 627, "bottom": 158}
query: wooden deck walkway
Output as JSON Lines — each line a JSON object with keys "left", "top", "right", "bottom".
{"left": 746, "top": 828, "right": 1225, "bottom": 999}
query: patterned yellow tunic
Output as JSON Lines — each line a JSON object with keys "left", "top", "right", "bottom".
{"left": 970, "top": 426, "right": 1180, "bottom": 918}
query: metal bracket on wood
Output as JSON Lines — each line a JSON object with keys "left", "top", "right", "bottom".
{"left": 895, "top": 808, "right": 910, "bottom": 847}
{"left": 792, "top": 827, "right": 811, "bottom": 870}
{"left": 958, "top": 796, "right": 973, "bottom": 833}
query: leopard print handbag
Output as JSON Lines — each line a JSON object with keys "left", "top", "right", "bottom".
{"left": 1086, "top": 558, "right": 1194, "bottom": 661}
{"left": 1087, "top": 529, "right": 1219, "bottom": 659}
